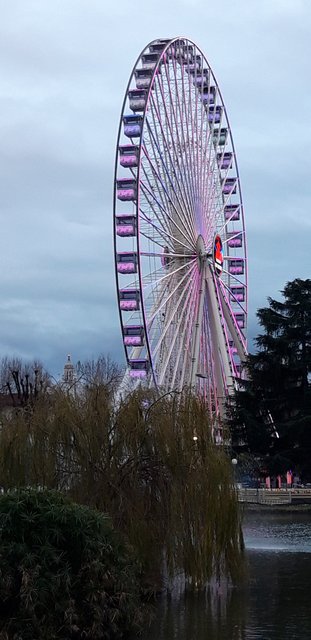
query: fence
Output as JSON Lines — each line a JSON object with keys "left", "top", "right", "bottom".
{"left": 237, "top": 488, "right": 311, "bottom": 505}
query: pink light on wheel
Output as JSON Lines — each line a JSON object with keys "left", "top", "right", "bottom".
{"left": 124, "top": 336, "right": 143, "bottom": 346}
{"left": 129, "top": 369, "right": 148, "bottom": 379}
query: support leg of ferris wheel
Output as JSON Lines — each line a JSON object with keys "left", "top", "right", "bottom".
{"left": 218, "top": 287, "right": 248, "bottom": 366}
{"left": 190, "top": 261, "right": 207, "bottom": 388}
{"left": 205, "top": 265, "right": 233, "bottom": 418}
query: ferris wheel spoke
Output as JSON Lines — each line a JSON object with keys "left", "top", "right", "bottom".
{"left": 151, "top": 272, "right": 195, "bottom": 358}
{"left": 180, "top": 59, "right": 200, "bottom": 199}
{"left": 222, "top": 229, "right": 245, "bottom": 246}
{"left": 147, "top": 259, "right": 197, "bottom": 326}
{"left": 139, "top": 209, "right": 194, "bottom": 253}
{"left": 174, "top": 58, "right": 199, "bottom": 222}
{"left": 139, "top": 201, "right": 178, "bottom": 252}
{"left": 139, "top": 185, "right": 174, "bottom": 248}
{"left": 199, "top": 129, "right": 220, "bottom": 240}
{"left": 192, "top": 53, "right": 205, "bottom": 216}
{"left": 140, "top": 176, "right": 195, "bottom": 249}
{"left": 196, "top": 302, "right": 214, "bottom": 396}
{"left": 223, "top": 255, "right": 245, "bottom": 261}
{"left": 150, "top": 276, "right": 196, "bottom": 366}
{"left": 202, "top": 136, "right": 221, "bottom": 236}
{"left": 216, "top": 208, "right": 243, "bottom": 237}
{"left": 196, "top": 65, "right": 207, "bottom": 209}
{"left": 204, "top": 179, "right": 222, "bottom": 243}
{"left": 218, "top": 277, "right": 247, "bottom": 314}
{"left": 140, "top": 155, "right": 177, "bottom": 238}
{"left": 141, "top": 251, "right": 195, "bottom": 258}
{"left": 161, "top": 269, "right": 200, "bottom": 389}
{"left": 155, "top": 61, "right": 195, "bottom": 215}
{"left": 173, "top": 274, "right": 202, "bottom": 390}
{"left": 155, "top": 273, "right": 199, "bottom": 386}
{"left": 139, "top": 230, "right": 172, "bottom": 252}
{"left": 145, "top": 99, "right": 195, "bottom": 229}
{"left": 143, "top": 121, "right": 186, "bottom": 216}
{"left": 140, "top": 256, "right": 197, "bottom": 292}
{"left": 203, "top": 105, "right": 228, "bottom": 238}
{"left": 196, "top": 66, "right": 216, "bottom": 204}
{"left": 148, "top": 80, "right": 194, "bottom": 220}
{"left": 140, "top": 137, "right": 196, "bottom": 248}
{"left": 213, "top": 274, "right": 236, "bottom": 364}
{"left": 205, "top": 270, "right": 233, "bottom": 405}
{"left": 165, "top": 56, "right": 197, "bottom": 223}
{"left": 141, "top": 137, "right": 196, "bottom": 246}
{"left": 217, "top": 280, "right": 247, "bottom": 359}
{"left": 218, "top": 265, "right": 247, "bottom": 288}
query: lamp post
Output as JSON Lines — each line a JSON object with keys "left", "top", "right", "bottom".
{"left": 144, "top": 389, "right": 181, "bottom": 423}
{"left": 231, "top": 457, "right": 238, "bottom": 487}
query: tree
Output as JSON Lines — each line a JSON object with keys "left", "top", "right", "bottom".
{"left": 76, "top": 355, "right": 123, "bottom": 391}
{"left": 0, "top": 356, "right": 50, "bottom": 408}
{"left": 0, "top": 489, "right": 143, "bottom": 640}
{"left": 229, "top": 279, "right": 311, "bottom": 479}
{"left": 0, "top": 378, "right": 244, "bottom": 590}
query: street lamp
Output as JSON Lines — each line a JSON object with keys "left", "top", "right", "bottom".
{"left": 231, "top": 457, "right": 238, "bottom": 486}
{"left": 143, "top": 389, "right": 181, "bottom": 423}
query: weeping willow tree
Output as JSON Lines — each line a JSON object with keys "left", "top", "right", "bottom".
{"left": 0, "top": 367, "right": 243, "bottom": 590}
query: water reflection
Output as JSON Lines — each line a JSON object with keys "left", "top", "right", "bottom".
{"left": 143, "top": 586, "right": 249, "bottom": 640}
{"left": 244, "top": 511, "right": 311, "bottom": 552}
{"left": 141, "top": 513, "right": 311, "bottom": 640}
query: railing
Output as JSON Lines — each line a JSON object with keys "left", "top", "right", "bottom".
{"left": 238, "top": 488, "right": 311, "bottom": 505}
{"left": 238, "top": 488, "right": 291, "bottom": 505}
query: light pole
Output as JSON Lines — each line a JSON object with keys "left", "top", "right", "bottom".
{"left": 143, "top": 389, "right": 181, "bottom": 423}
{"left": 231, "top": 457, "right": 238, "bottom": 486}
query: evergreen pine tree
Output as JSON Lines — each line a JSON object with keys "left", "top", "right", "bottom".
{"left": 229, "top": 279, "right": 311, "bottom": 480}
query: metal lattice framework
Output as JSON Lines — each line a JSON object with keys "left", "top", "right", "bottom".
{"left": 113, "top": 37, "right": 247, "bottom": 425}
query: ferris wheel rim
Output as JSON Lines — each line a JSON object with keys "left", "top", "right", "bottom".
{"left": 113, "top": 36, "right": 248, "bottom": 398}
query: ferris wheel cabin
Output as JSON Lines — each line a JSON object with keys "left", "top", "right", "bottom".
{"left": 123, "top": 326, "right": 144, "bottom": 347}
{"left": 119, "top": 289, "right": 140, "bottom": 311}
{"left": 119, "top": 145, "right": 139, "bottom": 168}
{"left": 116, "top": 214, "right": 137, "bottom": 237}
{"left": 116, "top": 178, "right": 137, "bottom": 201}
{"left": 123, "top": 114, "right": 143, "bottom": 138}
{"left": 116, "top": 252, "right": 138, "bottom": 274}
{"left": 129, "top": 359, "right": 150, "bottom": 379}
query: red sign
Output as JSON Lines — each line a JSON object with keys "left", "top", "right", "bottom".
{"left": 214, "top": 235, "right": 223, "bottom": 275}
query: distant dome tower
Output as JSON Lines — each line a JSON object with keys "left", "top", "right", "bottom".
{"left": 63, "top": 354, "right": 75, "bottom": 385}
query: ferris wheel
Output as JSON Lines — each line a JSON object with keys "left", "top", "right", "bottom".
{"left": 113, "top": 37, "right": 248, "bottom": 420}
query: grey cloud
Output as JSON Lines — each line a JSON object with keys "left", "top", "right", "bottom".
{"left": 0, "top": 0, "right": 310, "bottom": 375}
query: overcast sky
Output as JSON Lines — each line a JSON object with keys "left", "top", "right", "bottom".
{"left": 1, "top": 0, "right": 310, "bottom": 377}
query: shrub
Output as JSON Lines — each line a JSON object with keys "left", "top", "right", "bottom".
{"left": 0, "top": 489, "right": 143, "bottom": 639}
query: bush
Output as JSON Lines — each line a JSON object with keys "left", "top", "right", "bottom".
{"left": 0, "top": 489, "right": 143, "bottom": 639}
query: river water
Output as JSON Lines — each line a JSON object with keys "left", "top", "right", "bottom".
{"left": 141, "top": 512, "right": 311, "bottom": 640}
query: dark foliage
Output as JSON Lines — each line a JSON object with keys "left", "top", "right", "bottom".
{"left": 0, "top": 489, "right": 143, "bottom": 640}
{"left": 229, "top": 278, "right": 311, "bottom": 479}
